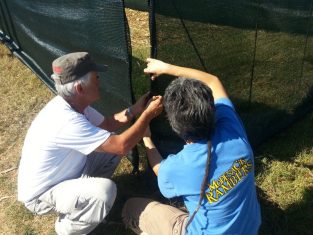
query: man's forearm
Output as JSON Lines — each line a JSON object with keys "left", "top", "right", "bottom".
{"left": 166, "top": 64, "right": 217, "bottom": 82}
{"left": 165, "top": 64, "right": 228, "bottom": 100}
{"left": 98, "top": 111, "right": 152, "bottom": 155}
{"left": 143, "top": 137, "right": 162, "bottom": 176}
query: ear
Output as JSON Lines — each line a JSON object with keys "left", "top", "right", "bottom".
{"left": 74, "top": 82, "right": 84, "bottom": 95}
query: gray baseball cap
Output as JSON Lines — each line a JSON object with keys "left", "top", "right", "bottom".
{"left": 52, "top": 52, "right": 108, "bottom": 84}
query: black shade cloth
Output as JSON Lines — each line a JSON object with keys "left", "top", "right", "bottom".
{"left": 0, "top": 0, "right": 139, "bottom": 171}
{"left": 1, "top": 0, "right": 312, "bottom": 166}
{"left": 125, "top": 0, "right": 148, "bottom": 11}
{"left": 149, "top": 0, "right": 313, "bottom": 156}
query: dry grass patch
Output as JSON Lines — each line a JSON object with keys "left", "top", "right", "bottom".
{"left": 0, "top": 45, "right": 55, "bottom": 234}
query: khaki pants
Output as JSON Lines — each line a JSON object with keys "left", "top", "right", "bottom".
{"left": 122, "top": 197, "right": 188, "bottom": 235}
{"left": 25, "top": 152, "right": 121, "bottom": 235}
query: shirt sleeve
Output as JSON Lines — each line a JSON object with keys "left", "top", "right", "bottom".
{"left": 84, "top": 106, "right": 105, "bottom": 126}
{"left": 55, "top": 113, "right": 110, "bottom": 155}
{"left": 158, "top": 155, "right": 179, "bottom": 198}
{"left": 214, "top": 98, "right": 248, "bottom": 140}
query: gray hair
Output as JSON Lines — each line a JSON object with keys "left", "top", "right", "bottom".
{"left": 51, "top": 72, "right": 92, "bottom": 98}
{"left": 163, "top": 77, "right": 215, "bottom": 141}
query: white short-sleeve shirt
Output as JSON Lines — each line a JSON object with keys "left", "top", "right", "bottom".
{"left": 18, "top": 96, "right": 111, "bottom": 203}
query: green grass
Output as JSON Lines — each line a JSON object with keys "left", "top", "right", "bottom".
{"left": 255, "top": 111, "right": 313, "bottom": 235}
{"left": 0, "top": 10, "right": 312, "bottom": 235}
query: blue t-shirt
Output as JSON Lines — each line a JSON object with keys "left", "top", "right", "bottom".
{"left": 158, "top": 98, "right": 261, "bottom": 235}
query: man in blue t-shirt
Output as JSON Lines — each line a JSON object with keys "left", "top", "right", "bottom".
{"left": 122, "top": 58, "right": 261, "bottom": 235}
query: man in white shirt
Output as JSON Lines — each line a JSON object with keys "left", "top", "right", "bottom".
{"left": 17, "top": 52, "right": 163, "bottom": 235}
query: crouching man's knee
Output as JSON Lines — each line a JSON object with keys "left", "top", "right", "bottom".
{"left": 78, "top": 178, "right": 117, "bottom": 224}
{"left": 122, "top": 197, "right": 158, "bottom": 234}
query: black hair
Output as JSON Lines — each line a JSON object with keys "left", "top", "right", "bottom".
{"left": 163, "top": 78, "right": 215, "bottom": 142}
{"left": 163, "top": 78, "right": 215, "bottom": 231}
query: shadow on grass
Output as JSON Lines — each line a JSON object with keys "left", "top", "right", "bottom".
{"left": 253, "top": 104, "right": 313, "bottom": 163}
{"left": 254, "top": 99, "right": 313, "bottom": 234}
{"left": 91, "top": 169, "right": 313, "bottom": 235}
{"left": 89, "top": 168, "right": 159, "bottom": 235}
{"left": 258, "top": 186, "right": 313, "bottom": 235}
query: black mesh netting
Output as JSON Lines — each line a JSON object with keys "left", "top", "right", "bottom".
{"left": 0, "top": 0, "right": 140, "bottom": 171}
{"left": 149, "top": 0, "right": 313, "bottom": 156}
{"left": 0, "top": 0, "right": 133, "bottom": 114}
{"left": 1, "top": 0, "right": 312, "bottom": 164}
{"left": 125, "top": 0, "right": 148, "bottom": 11}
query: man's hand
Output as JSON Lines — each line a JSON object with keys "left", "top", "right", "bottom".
{"left": 97, "top": 96, "right": 162, "bottom": 156}
{"left": 144, "top": 58, "right": 169, "bottom": 80}
{"left": 143, "top": 95, "right": 163, "bottom": 120}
